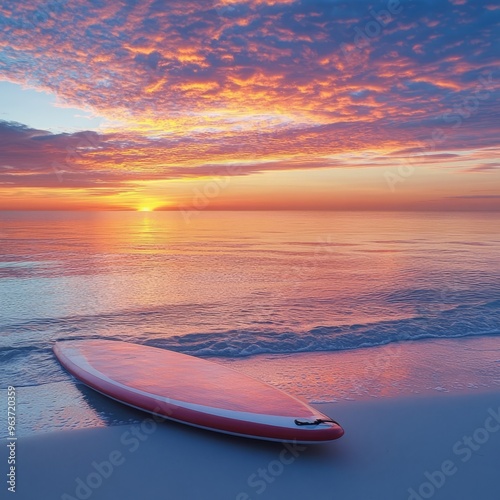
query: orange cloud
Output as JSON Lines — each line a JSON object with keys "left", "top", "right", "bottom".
{"left": 0, "top": 0, "right": 498, "bottom": 210}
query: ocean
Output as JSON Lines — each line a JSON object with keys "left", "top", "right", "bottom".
{"left": 1, "top": 210, "right": 499, "bottom": 436}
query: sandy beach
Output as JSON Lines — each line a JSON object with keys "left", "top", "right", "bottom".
{"left": 4, "top": 389, "right": 499, "bottom": 500}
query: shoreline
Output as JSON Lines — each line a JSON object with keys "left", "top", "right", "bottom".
{"left": 213, "top": 335, "right": 500, "bottom": 403}
{"left": 2, "top": 335, "right": 499, "bottom": 440}
{"left": 4, "top": 390, "right": 500, "bottom": 500}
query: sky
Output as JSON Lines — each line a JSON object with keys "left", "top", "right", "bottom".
{"left": 0, "top": 0, "right": 498, "bottom": 211}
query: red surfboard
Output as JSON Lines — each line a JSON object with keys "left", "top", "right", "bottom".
{"left": 53, "top": 340, "right": 344, "bottom": 443}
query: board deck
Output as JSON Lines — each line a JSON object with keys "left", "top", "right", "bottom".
{"left": 53, "top": 340, "right": 344, "bottom": 443}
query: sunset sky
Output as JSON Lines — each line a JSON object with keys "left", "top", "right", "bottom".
{"left": 0, "top": 0, "right": 498, "bottom": 211}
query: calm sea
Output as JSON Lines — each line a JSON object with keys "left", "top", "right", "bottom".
{"left": 1, "top": 210, "right": 499, "bottom": 435}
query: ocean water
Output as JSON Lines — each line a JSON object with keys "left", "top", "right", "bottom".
{"left": 1, "top": 210, "right": 499, "bottom": 436}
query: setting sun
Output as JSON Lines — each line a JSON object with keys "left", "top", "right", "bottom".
{"left": 138, "top": 207, "right": 153, "bottom": 212}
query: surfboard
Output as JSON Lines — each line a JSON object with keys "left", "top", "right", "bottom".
{"left": 53, "top": 340, "right": 344, "bottom": 443}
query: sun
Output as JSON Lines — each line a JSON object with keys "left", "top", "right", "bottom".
{"left": 138, "top": 207, "right": 153, "bottom": 212}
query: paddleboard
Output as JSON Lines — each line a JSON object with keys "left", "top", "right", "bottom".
{"left": 53, "top": 340, "right": 344, "bottom": 443}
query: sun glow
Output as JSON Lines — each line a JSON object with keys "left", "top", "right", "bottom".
{"left": 138, "top": 207, "right": 153, "bottom": 212}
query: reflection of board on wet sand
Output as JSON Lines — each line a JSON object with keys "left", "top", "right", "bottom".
{"left": 53, "top": 340, "right": 344, "bottom": 443}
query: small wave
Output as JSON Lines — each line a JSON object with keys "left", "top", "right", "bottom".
{"left": 0, "top": 344, "right": 43, "bottom": 358}
{"left": 143, "top": 299, "right": 500, "bottom": 358}
{"left": 2, "top": 299, "right": 499, "bottom": 388}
